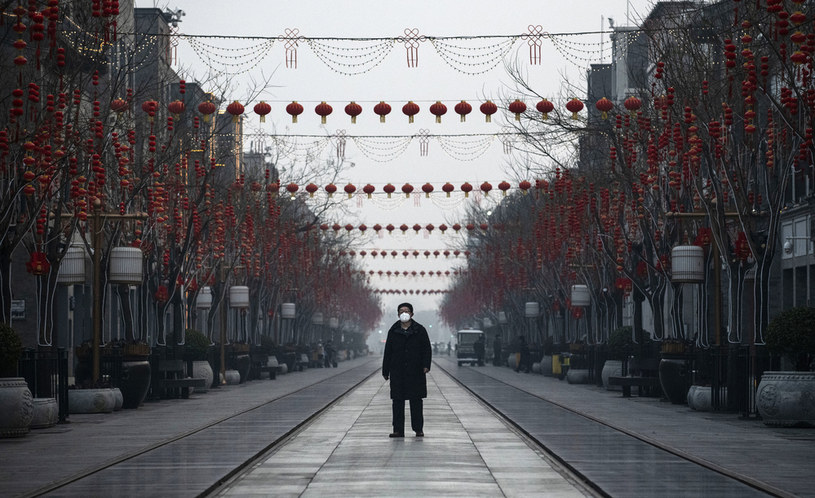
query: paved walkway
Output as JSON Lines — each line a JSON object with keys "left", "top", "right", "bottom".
{"left": 435, "top": 356, "right": 815, "bottom": 498}
{"left": 3, "top": 354, "right": 815, "bottom": 497}
{"left": 217, "top": 367, "right": 589, "bottom": 497}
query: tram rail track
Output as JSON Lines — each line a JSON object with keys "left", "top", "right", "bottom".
{"left": 435, "top": 358, "right": 792, "bottom": 498}
{"left": 19, "top": 359, "right": 381, "bottom": 498}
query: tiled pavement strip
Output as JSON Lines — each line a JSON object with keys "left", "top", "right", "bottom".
{"left": 3, "top": 353, "right": 814, "bottom": 497}
{"left": 216, "top": 367, "right": 590, "bottom": 497}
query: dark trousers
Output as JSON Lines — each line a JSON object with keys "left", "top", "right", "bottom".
{"left": 392, "top": 399, "right": 423, "bottom": 433}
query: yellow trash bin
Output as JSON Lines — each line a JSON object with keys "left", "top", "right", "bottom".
{"left": 552, "top": 354, "right": 562, "bottom": 375}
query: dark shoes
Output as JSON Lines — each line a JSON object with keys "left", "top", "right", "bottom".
{"left": 415, "top": 432, "right": 424, "bottom": 437}
{"left": 389, "top": 432, "right": 404, "bottom": 438}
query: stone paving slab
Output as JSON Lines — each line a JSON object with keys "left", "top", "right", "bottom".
{"left": 436, "top": 356, "right": 815, "bottom": 498}
{"left": 217, "top": 367, "right": 590, "bottom": 497}
{"left": 0, "top": 357, "right": 380, "bottom": 498}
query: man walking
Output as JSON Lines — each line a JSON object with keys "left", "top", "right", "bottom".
{"left": 382, "top": 302, "right": 432, "bottom": 438}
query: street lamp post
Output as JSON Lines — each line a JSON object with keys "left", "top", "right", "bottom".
{"left": 667, "top": 211, "right": 743, "bottom": 411}
{"left": 61, "top": 199, "right": 147, "bottom": 384}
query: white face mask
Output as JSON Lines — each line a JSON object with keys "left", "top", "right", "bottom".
{"left": 399, "top": 312, "right": 411, "bottom": 323}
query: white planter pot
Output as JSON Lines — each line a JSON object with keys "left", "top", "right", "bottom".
{"left": 531, "top": 362, "right": 541, "bottom": 374}
{"left": 540, "top": 356, "right": 553, "bottom": 377}
{"left": 757, "top": 371, "right": 815, "bottom": 427}
{"left": 30, "top": 398, "right": 59, "bottom": 429}
{"left": 567, "top": 368, "right": 590, "bottom": 384}
{"left": 602, "top": 360, "right": 623, "bottom": 391}
{"left": 224, "top": 369, "right": 241, "bottom": 385}
{"left": 111, "top": 388, "right": 123, "bottom": 411}
{"left": 192, "top": 361, "right": 213, "bottom": 393}
{"left": 0, "top": 378, "right": 34, "bottom": 437}
{"left": 68, "top": 388, "right": 116, "bottom": 414}
{"left": 507, "top": 354, "right": 518, "bottom": 370}
{"left": 278, "top": 363, "right": 288, "bottom": 375}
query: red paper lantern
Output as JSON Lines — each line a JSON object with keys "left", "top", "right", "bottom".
{"left": 110, "top": 98, "right": 128, "bottom": 114}
{"left": 198, "top": 101, "right": 217, "bottom": 122}
{"left": 480, "top": 181, "right": 493, "bottom": 196}
{"left": 401, "top": 183, "right": 414, "bottom": 198}
{"left": 508, "top": 99, "right": 526, "bottom": 121}
{"left": 325, "top": 183, "right": 337, "bottom": 197}
{"left": 536, "top": 99, "right": 554, "bottom": 120}
{"left": 454, "top": 100, "right": 472, "bottom": 122}
{"left": 565, "top": 98, "right": 584, "bottom": 119}
{"left": 374, "top": 101, "right": 391, "bottom": 123}
{"left": 402, "top": 101, "right": 420, "bottom": 123}
{"left": 383, "top": 183, "right": 396, "bottom": 198}
{"left": 26, "top": 251, "right": 50, "bottom": 276}
{"left": 461, "top": 182, "right": 473, "bottom": 197}
{"left": 442, "top": 182, "right": 455, "bottom": 197}
{"left": 344, "top": 183, "right": 357, "bottom": 198}
{"left": 480, "top": 100, "right": 497, "bottom": 122}
{"left": 429, "top": 101, "right": 447, "bottom": 123}
{"left": 363, "top": 184, "right": 376, "bottom": 198}
{"left": 168, "top": 100, "right": 185, "bottom": 118}
{"left": 518, "top": 180, "right": 531, "bottom": 194}
{"left": 425, "top": 224, "right": 435, "bottom": 233}
{"left": 285, "top": 182, "right": 299, "bottom": 198}
{"left": 226, "top": 101, "right": 244, "bottom": 123}
{"left": 305, "top": 182, "right": 319, "bottom": 197}
{"left": 345, "top": 223, "right": 355, "bottom": 232}
{"left": 498, "top": 181, "right": 511, "bottom": 196}
{"left": 286, "top": 101, "right": 304, "bottom": 123}
{"left": 623, "top": 96, "right": 641, "bottom": 115}
{"left": 452, "top": 223, "right": 462, "bottom": 232}
{"left": 315, "top": 101, "right": 333, "bottom": 124}
{"left": 422, "top": 182, "right": 434, "bottom": 198}
{"left": 254, "top": 101, "right": 271, "bottom": 122}
{"left": 412, "top": 223, "right": 422, "bottom": 233}
{"left": 345, "top": 101, "right": 362, "bottom": 123}
{"left": 141, "top": 99, "right": 158, "bottom": 121}
{"left": 595, "top": 97, "right": 613, "bottom": 120}
{"left": 399, "top": 224, "right": 409, "bottom": 234}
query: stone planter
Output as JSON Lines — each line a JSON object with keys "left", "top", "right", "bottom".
{"left": 224, "top": 369, "right": 241, "bottom": 385}
{"left": 567, "top": 368, "right": 590, "bottom": 384}
{"left": 68, "top": 388, "right": 116, "bottom": 414}
{"left": 757, "top": 371, "right": 815, "bottom": 427}
{"left": 540, "top": 356, "right": 553, "bottom": 377}
{"left": 192, "top": 360, "right": 213, "bottom": 393}
{"left": 687, "top": 386, "right": 727, "bottom": 412}
{"left": 0, "top": 378, "right": 34, "bottom": 437}
{"left": 531, "top": 362, "right": 541, "bottom": 374}
{"left": 659, "top": 358, "right": 690, "bottom": 404}
{"left": 507, "top": 353, "right": 518, "bottom": 370}
{"left": 278, "top": 363, "right": 288, "bottom": 375}
{"left": 30, "top": 398, "right": 58, "bottom": 429}
{"left": 120, "top": 360, "right": 151, "bottom": 409}
{"left": 601, "top": 360, "right": 623, "bottom": 391}
{"left": 112, "top": 388, "right": 123, "bottom": 411}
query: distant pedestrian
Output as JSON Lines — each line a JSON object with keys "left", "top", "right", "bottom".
{"left": 493, "top": 335, "right": 502, "bottom": 366}
{"left": 382, "top": 302, "right": 432, "bottom": 438}
{"left": 474, "top": 335, "right": 485, "bottom": 366}
{"left": 515, "top": 335, "right": 531, "bottom": 373}
{"left": 446, "top": 341, "right": 451, "bottom": 356}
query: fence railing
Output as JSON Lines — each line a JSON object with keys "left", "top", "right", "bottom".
{"left": 18, "top": 348, "right": 69, "bottom": 423}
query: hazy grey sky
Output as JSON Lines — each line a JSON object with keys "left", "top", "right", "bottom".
{"left": 138, "top": 0, "right": 658, "bottom": 331}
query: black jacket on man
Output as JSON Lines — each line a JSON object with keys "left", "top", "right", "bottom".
{"left": 382, "top": 319, "right": 432, "bottom": 400}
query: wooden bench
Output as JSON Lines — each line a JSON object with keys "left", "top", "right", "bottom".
{"left": 156, "top": 359, "right": 207, "bottom": 399}
{"left": 608, "top": 376, "right": 661, "bottom": 398}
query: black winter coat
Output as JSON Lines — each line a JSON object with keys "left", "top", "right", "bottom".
{"left": 382, "top": 320, "right": 432, "bottom": 400}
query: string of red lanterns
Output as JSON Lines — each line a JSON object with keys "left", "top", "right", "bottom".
{"left": 151, "top": 97, "right": 588, "bottom": 124}
{"left": 281, "top": 180, "right": 534, "bottom": 199}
